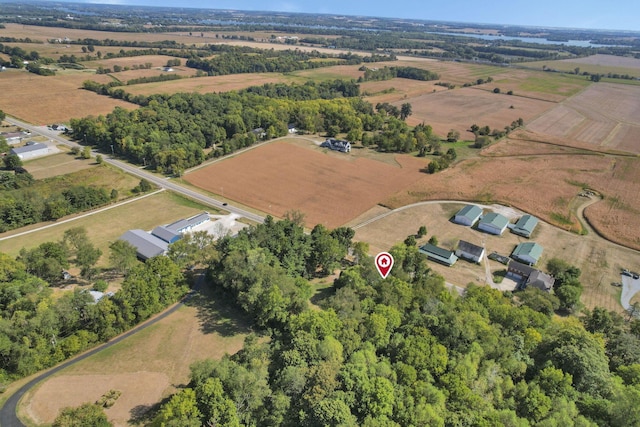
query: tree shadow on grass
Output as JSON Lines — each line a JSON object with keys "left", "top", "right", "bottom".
{"left": 310, "top": 285, "right": 335, "bottom": 308}
{"left": 184, "top": 284, "right": 254, "bottom": 337}
{"left": 129, "top": 403, "right": 160, "bottom": 426}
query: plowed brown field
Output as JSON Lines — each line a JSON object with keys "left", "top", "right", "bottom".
{"left": 400, "top": 86, "right": 554, "bottom": 137}
{"left": 527, "top": 83, "right": 640, "bottom": 153}
{"left": 184, "top": 140, "right": 425, "bottom": 228}
{"left": 0, "top": 70, "right": 136, "bottom": 124}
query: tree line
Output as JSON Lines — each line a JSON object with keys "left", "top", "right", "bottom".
{"left": 359, "top": 65, "right": 440, "bottom": 82}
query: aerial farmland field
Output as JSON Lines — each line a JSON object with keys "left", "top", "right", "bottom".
{"left": 184, "top": 139, "right": 426, "bottom": 228}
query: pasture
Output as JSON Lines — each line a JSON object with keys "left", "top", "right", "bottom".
{"left": 20, "top": 283, "right": 251, "bottom": 426}
{"left": 0, "top": 191, "right": 212, "bottom": 266}
{"left": 184, "top": 139, "right": 426, "bottom": 229}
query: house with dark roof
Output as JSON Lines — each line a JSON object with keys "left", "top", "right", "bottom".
{"left": 478, "top": 212, "right": 509, "bottom": 235}
{"left": 119, "top": 229, "right": 169, "bottom": 260}
{"left": 511, "top": 242, "right": 543, "bottom": 265}
{"left": 321, "top": 138, "right": 351, "bottom": 153}
{"left": 419, "top": 243, "right": 458, "bottom": 266}
{"left": 526, "top": 270, "right": 555, "bottom": 291}
{"left": 507, "top": 260, "right": 554, "bottom": 291}
{"left": 453, "top": 205, "right": 482, "bottom": 226}
{"left": 455, "top": 240, "right": 485, "bottom": 263}
{"left": 10, "top": 142, "right": 49, "bottom": 160}
{"left": 511, "top": 215, "right": 539, "bottom": 238}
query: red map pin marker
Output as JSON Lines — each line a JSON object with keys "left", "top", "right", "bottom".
{"left": 375, "top": 252, "right": 394, "bottom": 279}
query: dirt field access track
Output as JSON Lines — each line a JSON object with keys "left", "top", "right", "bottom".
{"left": 184, "top": 140, "right": 426, "bottom": 228}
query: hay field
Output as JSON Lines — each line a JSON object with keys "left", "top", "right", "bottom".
{"left": 125, "top": 72, "right": 299, "bottom": 96}
{"left": 184, "top": 140, "right": 425, "bottom": 228}
{"left": 527, "top": 83, "right": 640, "bottom": 153}
{"left": 0, "top": 69, "right": 135, "bottom": 124}
{"left": 21, "top": 287, "right": 250, "bottom": 426}
{"left": 398, "top": 86, "right": 554, "bottom": 137}
{"left": 353, "top": 201, "right": 632, "bottom": 313}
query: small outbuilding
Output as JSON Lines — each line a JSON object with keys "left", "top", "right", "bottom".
{"left": 9, "top": 142, "right": 49, "bottom": 160}
{"left": 511, "top": 214, "right": 539, "bottom": 238}
{"left": 511, "top": 242, "right": 544, "bottom": 265}
{"left": 455, "top": 240, "right": 485, "bottom": 263}
{"left": 419, "top": 243, "right": 458, "bottom": 266}
{"left": 453, "top": 205, "right": 482, "bottom": 226}
{"left": 478, "top": 212, "right": 509, "bottom": 235}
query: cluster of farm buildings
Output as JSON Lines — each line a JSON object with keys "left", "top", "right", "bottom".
{"left": 2, "top": 130, "right": 52, "bottom": 160}
{"left": 119, "top": 212, "right": 211, "bottom": 260}
{"left": 418, "top": 204, "right": 555, "bottom": 291}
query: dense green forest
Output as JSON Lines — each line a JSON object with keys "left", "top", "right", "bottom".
{"left": 146, "top": 217, "right": 640, "bottom": 427}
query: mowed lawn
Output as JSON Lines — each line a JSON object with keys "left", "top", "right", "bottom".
{"left": 20, "top": 282, "right": 252, "bottom": 426}
{"left": 0, "top": 191, "right": 212, "bottom": 266}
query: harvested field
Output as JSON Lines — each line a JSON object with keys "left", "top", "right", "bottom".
{"left": 184, "top": 140, "right": 426, "bottom": 228}
{"left": 21, "top": 287, "right": 250, "bottom": 426}
{"left": 527, "top": 83, "right": 640, "bottom": 152}
{"left": 397, "top": 86, "right": 554, "bottom": 137}
{"left": 383, "top": 135, "right": 640, "bottom": 251}
{"left": 0, "top": 69, "right": 136, "bottom": 124}
{"left": 353, "top": 201, "right": 634, "bottom": 313}
{"left": 83, "top": 55, "right": 183, "bottom": 69}
{"left": 125, "top": 72, "right": 299, "bottom": 96}
{"left": 522, "top": 54, "right": 640, "bottom": 78}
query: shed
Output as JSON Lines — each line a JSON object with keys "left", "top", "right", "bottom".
{"left": 511, "top": 242, "right": 543, "bottom": 265}
{"left": 9, "top": 142, "right": 49, "bottom": 160}
{"left": 453, "top": 205, "right": 482, "bottom": 226}
{"left": 455, "top": 240, "right": 485, "bottom": 263}
{"left": 419, "top": 243, "right": 458, "bottom": 266}
{"left": 512, "top": 215, "right": 539, "bottom": 238}
{"left": 152, "top": 226, "right": 182, "bottom": 244}
{"left": 478, "top": 212, "right": 509, "bottom": 235}
{"left": 119, "top": 229, "right": 168, "bottom": 260}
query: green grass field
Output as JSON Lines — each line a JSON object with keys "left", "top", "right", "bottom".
{"left": 0, "top": 191, "right": 215, "bottom": 265}
{"left": 515, "top": 73, "right": 590, "bottom": 96}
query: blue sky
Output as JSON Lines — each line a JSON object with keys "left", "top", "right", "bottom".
{"left": 78, "top": 0, "right": 640, "bottom": 31}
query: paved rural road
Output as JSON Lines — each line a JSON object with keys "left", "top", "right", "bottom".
{"left": 4, "top": 116, "right": 265, "bottom": 225}
{"left": 0, "top": 276, "right": 206, "bottom": 427}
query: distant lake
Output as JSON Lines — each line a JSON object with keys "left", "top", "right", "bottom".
{"left": 429, "top": 32, "right": 620, "bottom": 47}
